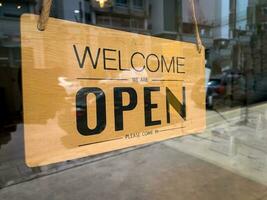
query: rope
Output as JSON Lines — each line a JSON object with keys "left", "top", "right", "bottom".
{"left": 37, "top": 0, "right": 52, "bottom": 31}
{"left": 189, "top": 0, "right": 203, "bottom": 53}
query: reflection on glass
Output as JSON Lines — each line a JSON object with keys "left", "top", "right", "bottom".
{"left": 0, "top": 0, "right": 267, "bottom": 194}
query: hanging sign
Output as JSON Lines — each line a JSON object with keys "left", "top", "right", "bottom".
{"left": 21, "top": 14, "right": 206, "bottom": 167}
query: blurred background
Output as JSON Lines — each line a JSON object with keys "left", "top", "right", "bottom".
{"left": 1, "top": 0, "right": 267, "bottom": 192}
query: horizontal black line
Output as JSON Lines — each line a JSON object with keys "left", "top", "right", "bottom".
{"left": 77, "top": 78, "right": 129, "bottom": 81}
{"left": 157, "top": 127, "right": 185, "bottom": 132}
{"left": 78, "top": 137, "right": 124, "bottom": 147}
{"left": 152, "top": 79, "right": 184, "bottom": 82}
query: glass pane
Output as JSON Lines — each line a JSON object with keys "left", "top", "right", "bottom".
{"left": 0, "top": 0, "right": 267, "bottom": 199}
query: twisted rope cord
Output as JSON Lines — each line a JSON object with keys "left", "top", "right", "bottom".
{"left": 189, "top": 0, "right": 203, "bottom": 53}
{"left": 37, "top": 0, "right": 52, "bottom": 31}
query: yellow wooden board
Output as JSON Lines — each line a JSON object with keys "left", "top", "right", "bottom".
{"left": 21, "top": 14, "right": 206, "bottom": 167}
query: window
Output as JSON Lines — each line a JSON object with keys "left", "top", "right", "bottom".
{"left": 115, "top": 0, "right": 128, "bottom": 7}
{"left": 0, "top": 2, "right": 28, "bottom": 18}
{"left": 96, "top": 15, "right": 111, "bottom": 26}
{"left": 133, "top": 0, "right": 144, "bottom": 9}
{"left": 262, "top": 7, "right": 267, "bottom": 16}
{"left": 131, "top": 18, "right": 144, "bottom": 29}
{"left": 111, "top": 16, "right": 130, "bottom": 28}
{"left": 262, "top": 22, "right": 267, "bottom": 31}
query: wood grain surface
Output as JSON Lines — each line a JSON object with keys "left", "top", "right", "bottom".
{"left": 21, "top": 14, "right": 206, "bottom": 167}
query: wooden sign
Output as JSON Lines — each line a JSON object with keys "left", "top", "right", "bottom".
{"left": 21, "top": 14, "right": 206, "bottom": 167}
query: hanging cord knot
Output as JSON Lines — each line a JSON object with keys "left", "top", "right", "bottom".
{"left": 189, "top": 0, "right": 203, "bottom": 53}
{"left": 37, "top": 0, "right": 53, "bottom": 31}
